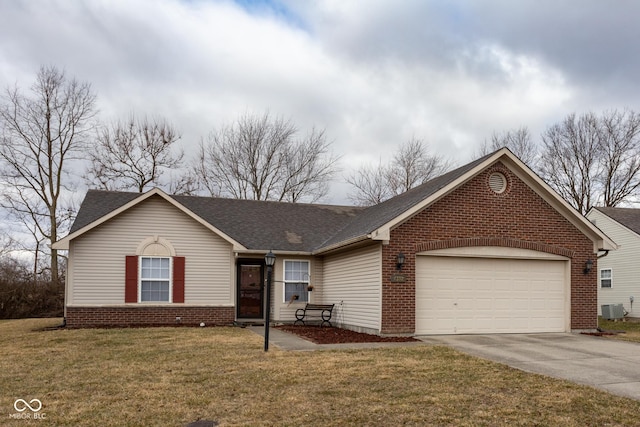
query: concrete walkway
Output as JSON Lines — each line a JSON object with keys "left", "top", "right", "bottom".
{"left": 419, "top": 333, "right": 640, "bottom": 401}
{"left": 250, "top": 326, "right": 640, "bottom": 401}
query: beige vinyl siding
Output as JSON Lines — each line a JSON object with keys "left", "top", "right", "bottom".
{"left": 312, "top": 257, "right": 324, "bottom": 301}
{"left": 322, "top": 244, "right": 382, "bottom": 331}
{"left": 69, "top": 195, "right": 233, "bottom": 306}
{"left": 587, "top": 210, "right": 640, "bottom": 316}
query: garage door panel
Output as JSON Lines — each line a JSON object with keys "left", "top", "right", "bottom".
{"left": 474, "top": 298, "right": 493, "bottom": 310}
{"left": 435, "top": 279, "right": 457, "bottom": 291}
{"left": 416, "top": 256, "right": 567, "bottom": 335}
{"left": 530, "top": 298, "right": 548, "bottom": 310}
{"left": 494, "top": 279, "right": 512, "bottom": 291}
{"left": 548, "top": 299, "right": 564, "bottom": 311}
{"left": 494, "top": 298, "right": 512, "bottom": 310}
{"left": 456, "top": 318, "right": 478, "bottom": 331}
{"left": 417, "top": 312, "right": 455, "bottom": 334}
{"left": 511, "top": 298, "right": 529, "bottom": 310}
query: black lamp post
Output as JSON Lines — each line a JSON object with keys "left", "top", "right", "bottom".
{"left": 264, "top": 250, "right": 276, "bottom": 352}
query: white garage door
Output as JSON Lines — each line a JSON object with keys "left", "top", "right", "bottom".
{"left": 416, "top": 256, "right": 567, "bottom": 335}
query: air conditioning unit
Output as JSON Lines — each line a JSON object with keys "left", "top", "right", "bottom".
{"left": 601, "top": 304, "right": 625, "bottom": 320}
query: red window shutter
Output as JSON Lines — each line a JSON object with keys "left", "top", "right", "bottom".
{"left": 173, "top": 256, "right": 185, "bottom": 303}
{"left": 125, "top": 256, "right": 138, "bottom": 303}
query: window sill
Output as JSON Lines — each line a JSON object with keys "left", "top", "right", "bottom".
{"left": 136, "top": 301, "right": 174, "bottom": 305}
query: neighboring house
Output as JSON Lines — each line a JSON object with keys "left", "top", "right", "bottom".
{"left": 53, "top": 148, "right": 616, "bottom": 335}
{"left": 586, "top": 207, "right": 640, "bottom": 317}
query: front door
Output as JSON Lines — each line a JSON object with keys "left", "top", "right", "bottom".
{"left": 236, "top": 260, "right": 264, "bottom": 319}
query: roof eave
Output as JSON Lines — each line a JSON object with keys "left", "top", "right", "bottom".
{"left": 234, "top": 249, "right": 314, "bottom": 257}
{"left": 595, "top": 239, "right": 617, "bottom": 252}
{"left": 588, "top": 207, "right": 640, "bottom": 241}
{"left": 502, "top": 156, "right": 618, "bottom": 252}
{"left": 313, "top": 234, "right": 372, "bottom": 255}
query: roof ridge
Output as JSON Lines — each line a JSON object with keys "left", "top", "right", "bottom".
{"left": 171, "top": 191, "right": 359, "bottom": 210}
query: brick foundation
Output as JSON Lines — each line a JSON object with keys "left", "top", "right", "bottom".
{"left": 380, "top": 162, "right": 597, "bottom": 334}
{"left": 65, "top": 306, "right": 235, "bottom": 328}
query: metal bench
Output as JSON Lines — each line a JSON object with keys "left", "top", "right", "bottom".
{"left": 294, "top": 303, "right": 335, "bottom": 327}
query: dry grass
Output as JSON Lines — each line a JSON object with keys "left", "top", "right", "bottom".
{"left": 2, "top": 319, "right": 640, "bottom": 426}
{"left": 599, "top": 317, "right": 640, "bottom": 342}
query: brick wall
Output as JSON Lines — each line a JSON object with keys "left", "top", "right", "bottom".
{"left": 381, "top": 162, "right": 596, "bottom": 334}
{"left": 66, "top": 306, "right": 235, "bottom": 328}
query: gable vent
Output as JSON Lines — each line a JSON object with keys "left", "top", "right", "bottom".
{"left": 489, "top": 172, "right": 507, "bottom": 194}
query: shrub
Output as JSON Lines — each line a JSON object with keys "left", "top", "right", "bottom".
{"left": 0, "top": 257, "right": 64, "bottom": 318}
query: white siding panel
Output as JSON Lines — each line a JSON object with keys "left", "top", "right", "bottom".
{"left": 587, "top": 210, "right": 640, "bottom": 316}
{"left": 312, "top": 257, "right": 324, "bottom": 301}
{"left": 70, "top": 195, "right": 233, "bottom": 306}
{"left": 322, "top": 244, "right": 381, "bottom": 331}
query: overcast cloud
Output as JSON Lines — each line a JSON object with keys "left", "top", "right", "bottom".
{"left": 1, "top": 0, "right": 639, "bottom": 204}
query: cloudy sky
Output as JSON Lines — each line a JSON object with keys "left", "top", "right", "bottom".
{"left": 1, "top": 0, "right": 639, "bottom": 204}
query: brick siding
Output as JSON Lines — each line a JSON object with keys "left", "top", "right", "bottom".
{"left": 66, "top": 306, "right": 235, "bottom": 328}
{"left": 381, "top": 162, "right": 597, "bottom": 334}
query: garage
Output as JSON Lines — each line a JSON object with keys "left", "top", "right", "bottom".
{"left": 415, "top": 252, "right": 568, "bottom": 335}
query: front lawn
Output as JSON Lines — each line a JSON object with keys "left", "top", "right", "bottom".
{"left": 599, "top": 317, "right": 640, "bottom": 342}
{"left": 2, "top": 319, "right": 640, "bottom": 426}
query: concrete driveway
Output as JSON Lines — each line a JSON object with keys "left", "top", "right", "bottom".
{"left": 418, "top": 333, "right": 640, "bottom": 401}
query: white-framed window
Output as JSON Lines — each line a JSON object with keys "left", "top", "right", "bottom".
{"left": 140, "top": 256, "right": 172, "bottom": 302}
{"left": 600, "top": 268, "right": 612, "bottom": 289}
{"left": 283, "top": 260, "right": 310, "bottom": 303}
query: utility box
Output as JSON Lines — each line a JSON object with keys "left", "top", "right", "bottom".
{"left": 601, "top": 304, "right": 625, "bottom": 320}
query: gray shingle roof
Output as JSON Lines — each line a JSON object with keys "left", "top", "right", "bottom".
{"left": 70, "top": 190, "right": 140, "bottom": 233}
{"left": 71, "top": 190, "right": 363, "bottom": 252}
{"left": 594, "top": 207, "right": 640, "bottom": 235}
{"left": 172, "top": 195, "right": 363, "bottom": 251}
{"left": 319, "top": 152, "right": 493, "bottom": 248}
{"left": 68, "top": 151, "right": 497, "bottom": 252}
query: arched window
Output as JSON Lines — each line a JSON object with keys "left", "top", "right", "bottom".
{"left": 125, "top": 236, "right": 185, "bottom": 304}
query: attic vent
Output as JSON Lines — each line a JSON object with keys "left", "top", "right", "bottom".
{"left": 489, "top": 172, "right": 507, "bottom": 194}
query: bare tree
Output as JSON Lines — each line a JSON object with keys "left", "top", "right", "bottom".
{"left": 388, "top": 138, "right": 453, "bottom": 194}
{"left": 345, "top": 160, "right": 393, "bottom": 206}
{"left": 0, "top": 228, "right": 16, "bottom": 258}
{"left": 280, "top": 127, "right": 336, "bottom": 202}
{"left": 1, "top": 193, "right": 49, "bottom": 280}
{"left": 0, "top": 66, "right": 96, "bottom": 283}
{"left": 86, "top": 114, "right": 186, "bottom": 193}
{"left": 538, "top": 110, "right": 640, "bottom": 214}
{"left": 167, "top": 170, "right": 201, "bottom": 196}
{"left": 597, "top": 109, "right": 640, "bottom": 207}
{"left": 347, "top": 138, "right": 452, "bottom": 206}
{"left": 195, "top": 111, "right": 339, "bottom": 202}
{"left": 539, "top": 113, "right": 600, "bottom": 214}
{"left": 477, "top": 126, "right": 538, "bottom": 166}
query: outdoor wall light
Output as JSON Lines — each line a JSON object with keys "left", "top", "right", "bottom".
{"left": 583, "top": 259, "right": 593, "bottom": 274}
{"left": 265, "top": 250, "right": 276, "bottom": 267}
{"left": 396, "top": 252, "right": 405, "bottom": 270}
